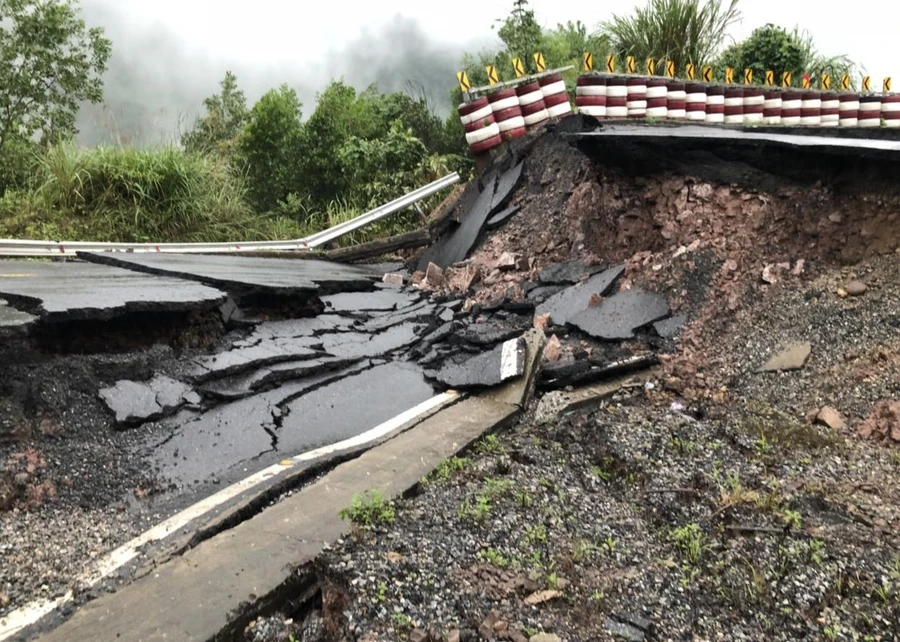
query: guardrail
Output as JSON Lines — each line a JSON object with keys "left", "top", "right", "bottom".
{"left": 0, "top": 173, "right": 460, "bottom": 258}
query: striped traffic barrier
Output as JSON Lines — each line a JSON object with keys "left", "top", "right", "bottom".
{"left": 858, "top": 95, "right": 882, "bottom": 127}
{"left": 838, "top": 93, "right": 860, "bottom": 127}
{"left": 820, "top": 92, "right": 840, "bottom": 127}
{"left": 724, "top": 87, "right": 744, "bottom": 124}
{"left": 459, "top": 97, "right": 503, "bottom": 155}
{"left": 626, "top": 77, "right": 648, "bottom": 118}
{"left": 606, "top": 76, "right": 629, "bottom": 118}
{"left": 646, "top": 78, "right": 668, "bottom": 119}
{"left": 517, "top": 81, "right": 549, "bottom": 129}
{"left": 464, "top": 122, "right": 502, "bottom": 154}
{"left": 666, "top": 81, "right": 686, "bottom": 119}
{"left": 575, "top": 74, "right": 607, "bottom": 118}
{"left": 539, "top": 73, "right": 572, "bottom": 119}
{"left": 800, "top": 91, "right": 822, "bottom": 126}
{"left": 763, "top": 89, "right": 782, "bottom": 125}
{"left": 781, "top": 91, "right": 803, "bottom": 126}
{"left": 704, "top": 85, "right": 724, "bottom": 123}
{"left": 743, "top": 87, "right": 765, "bottom": 124}
{"left": 489, "top": 89, "right": 526, "bottom": 141}
{"left": 881, "top": 93, "right": 900, "bottom": 128}
{"left": 686, "top": 83, "right": 707, "bottom": 121}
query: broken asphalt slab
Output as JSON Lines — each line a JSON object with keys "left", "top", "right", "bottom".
{"left": 432, "top": 337, "right": 526, "bottom": 390}
{"left": 34, "top": 331, "right": 545, "bottom": 642}
{"left": 570, "top": 289, "right": 671, "bottom": 340}
{"left": 535, "top": 264, "right": 626, "bottom": 326}
{"left": 653, "top": 314, "right": 688, "bottom": 339}
{"left": 0, "top": 260, "right": 225, "bottom": 322}
{"left": 99, "top": 376, "right": 197, "bottom": 426}
{"left": 538, "top": 260, "right": 606, "bottom": 285}
{"left": 77, "top": 253, "right": 383, "bottom": 298}
{"left": 485, "top": 204, "right": 521, "bottom": 231}
{"left": 0, "top": 298, "right": 35, "bottom": 330}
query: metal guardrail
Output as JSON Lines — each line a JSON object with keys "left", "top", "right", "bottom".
{"left": 0, "top": 173, "right": 460, "bottom": 258}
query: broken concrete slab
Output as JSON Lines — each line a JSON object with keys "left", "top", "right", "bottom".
{"left": 485, "top": 204, "right": 521, "bottom": 230}
{"left": 0, "top": 260, "right": 226, "bottom": 322}
{"left": 538, "top": 260, "right": 605, "bottom": 285}
{"left": 653, "top": 314, "right": 688, "bottom": 339}
{"left": 535, "top": 264, "right": 626, "bottom": 326}
{"left": 433, "top": 337, "right": 526, "bottom": 390}
{"left": 78, "top": 253, "right": 382, "bottom": 298}
{"left": 570, "top": 289, "right": 671, "bottom": 340}
{"left": 759, "top": 342, "right": 812, "bottom": 373}
{"left": 99, "top": 376, "right": 195, "bottom": 426}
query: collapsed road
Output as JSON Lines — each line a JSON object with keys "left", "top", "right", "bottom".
{"left": 2, "top": 113, "right": 900, "bottom": 641}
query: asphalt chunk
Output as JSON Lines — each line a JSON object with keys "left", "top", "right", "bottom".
{"left": 536, "top": 264, "right": 626, "bottom": 326}
{"left": 570, "top": 289, "right": 671, "bottom": 340}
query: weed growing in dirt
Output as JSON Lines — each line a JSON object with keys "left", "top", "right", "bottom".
{"left": 339, "top": 490, "right": 396, "bottom": 526}
{"left": 477, "top": 548, "right": 510, "bottom": 568}
{"left": 671, "top": 523, "right": 705, "bottom": 565}
{"left": 525, "top": 524, "right": 548, "bottom": 545}
{"left": 476, "top": 434, "right": 505, "bottom": 455}
{"left": 391, "top": 613, "right": 413, "bottom": 630}
{"left": 424, "top": 456, "right": 467, "bottom": 484}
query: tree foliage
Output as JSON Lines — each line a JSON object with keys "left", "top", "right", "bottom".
{"left": 495, "top": 0, "right": 543, "bottom": 74}
{"left": 601, "top": 0, "right": 740, "bottom": 71}
{"left": 716, "top": 24, "right": 859, "bottom": 87}
{"left": 181, "top": 71, "right": 248, "bottom": 158}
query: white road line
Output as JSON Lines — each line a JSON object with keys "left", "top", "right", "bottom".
{"left": 500, "top": 338, "right": 521, "bottom": 381}
{"left": 0, "top": 391, "right": 457, "bottom": 641}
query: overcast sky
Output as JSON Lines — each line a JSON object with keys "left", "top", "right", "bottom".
{"left": 75, "top": 0, "right": 888, "bottom": 145}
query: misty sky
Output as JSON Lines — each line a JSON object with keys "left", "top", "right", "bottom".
{"left": 75, "top": 0, "right": 892, "bottom": 146}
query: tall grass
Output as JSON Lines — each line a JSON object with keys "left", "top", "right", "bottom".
{"left": 602, "top": 0, "right": 741, "bottom": 70}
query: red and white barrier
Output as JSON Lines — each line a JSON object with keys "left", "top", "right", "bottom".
{"left": 763, "top": 90, "right": 782, "bottom": 125}
{"left": 517, "top": 81, "right": 549, "bottom": 129}
{"left": 489, "top": 89, "right": 525, "bottom": 141}
{"left": 724, "top": 88, "right": 744, "bottom": 124}
{"left": 606, "top": 77, "right": 628, "bottom": 118}
{"left": 781, "top": 91, "right": 802, "bottom": 126}
{"left": 882, "top": 94, "right": 900, "bottom": 128}
{"left": 820, "top": 93, "right": 840, "bottom": 127}
{"left": 575, "top": 75, "right": 607, "bottom": 118}
{"left": 704, "top": 85, "right": 723, "bottom": 123}
{"left": 540, "top": 73, "right": 572, "bottom": 119}
{"left": 858, "top": 95, "right": 882, "bottom": 127}
{"left": 686, "top": 83, "right": 707, "bottom": 121}
{"left": 800, "top": 91, "right": 822, "bottom": 126}
{"left": 838, "top": 93, "right": 860, "bottom": 127}
{"left": 459, "top": 97, "right": 502, "bottom": 155}
{"left": 646, "top": 79, "right": 668, "bottom": 119}
{"left": 626, "top": 77, "right": 648, "bottom": 118}
{"left": 666, "top": 81, "right": 686, "bottom": 119}
{"left": 743, "top": 88, "right": 764, "bottom": 124}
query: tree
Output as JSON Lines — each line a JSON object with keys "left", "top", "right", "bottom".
{"left": 717, "top": 24, "right": 858, "bottom": 87}
{"left": 0, "top": 0, "right": 111, "bottom": 155}
{"left": 601, "top": 0, "right": 740, "bottom": 71}
{"left": 496, "top": 0, "right": 543, "bottom": 73}
{"left": 235, "top": 84, "right": 304, "bottom": 214}
{"left": 181, "top": 71, "right": 248, "bottom": 157}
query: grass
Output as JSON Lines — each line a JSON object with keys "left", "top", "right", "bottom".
{"left": 338, "top": 489, "right": 396, "bottom": 527}
{"left": 0, "top": 143, "right": 436, "bottom": 247}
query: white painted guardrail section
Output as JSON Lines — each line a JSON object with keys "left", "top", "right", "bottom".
{"left": 0, "top": 173, "right": 460, "bottom": 258}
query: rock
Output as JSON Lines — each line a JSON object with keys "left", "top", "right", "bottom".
{"left": 448, "top": 631, "right": 461, "bottom": 642}
{"left": 816, "top": 407, "right": 845, "bottom": 430}
{"left": 524, "top": 590, "right": 562, "bottom": 606}
{"left": 508, "top": 631, "right": 529, "bottom": 642}
{"left": 529, "top": 635, "right": 561, "bottom": 642}
{"left": 846, "top": 280, "right": 868, "bottom": 296}
{"left": 837, "top": 288, "right": 849, "bottom": 299}
{"left": 534, "top": 314, "right": 551, "bottom": 331}
{"left": 479, "top": 611, "right": 502, "bottom": 640}
{"left": 492, "top": 620, "right": 509, "bottom": 633}
{"left": 382, "top": 273, "right": 406, "bottom": 287}
{"left": 759, "top": 342, "right": 812, "bottom": 373}
{"left": 496, "top": 252, "right": 519, "bottom": 271}
{"left": 544, "top": 336, "right": 563, "bottom": 362}
{"left": 425, "top": 263, "right": 445, "bottom": 288}
{"left": 762, "top": 264, "right": 779, "bottom": 284}
{"left": 0, "top": 592, "right": 8, "bottom": 607}
{"left": 445, "top": 266, "right": 481, "bottom": 293}
{"left": 604, "top": 618, "right": 645, "bottom": 642}
{"left": 858, "top": 401, "right": 900, "bottom": 442}
{"left": 410, "top": 629, "right": 430, "bottom": 642}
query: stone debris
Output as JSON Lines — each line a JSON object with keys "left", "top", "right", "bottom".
{"left": 425, "top": 263, "right": 445, "bottom": 289}
{"left": 815, "top": 407, "right": 846, "bottom": 431}
{"left": 759, "top": 342, "right": 812, "bottom": 373}
{"left": 382, "top": 273, "right": 406, "bottom": 287}
{"left": 846, "top": 280, "right": 868, "bottom": 296}
{"left": 858, "top": 400, "right": 900, "bottom": 443}
{"left": 523, "top": 590, "right": 561, "bottom": 606}
{"left": 543, "top": 335, "right": 563, "bottom": 362}
{"left": 570, "top": 289, "right": 671, "bottom": 340}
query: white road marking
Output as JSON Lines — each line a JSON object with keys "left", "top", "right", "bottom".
{"left": 500, "top": 338, "right": 522, "bottom": 381}
{"left": 0, "top": 391, "right": 457, "bottom": 640}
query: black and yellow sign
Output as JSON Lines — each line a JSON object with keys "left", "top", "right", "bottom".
{"left": 702, "top": 66, "right": 713, "bottom": 82}
{"left": 456, "top": 71, "right": 471, "bottom": 93}
{"left": 606, "top": 54, "right": 615, "bottom": 73}
{"left": 744, "top": 68, "right": 753, "bottom": 85}
{"left": 862, "top": 75, "right": 871, "bottom": 92}
{"left": 666, "top": 60, "right": 675, "bottom": 78}
{"left": 534, "top": 52, "right": 546, "bottom": 73}
{"left": 801, "top": 75, "right": 810, "bottom": 89}
{"left": 725, "top": 67, "right": 734, "bottom": 84}
{"left": 885, "top": 77, "right": 893, "bottom": 92}
{"left": 765, "top": 70, "right": 774, "bottom": 86}
{"left": 626, "top": 56, "right": 636, "bottom": 74}
{"left": 583, "top": 52, "right": 594, "bottom": 72}
{"left": 486, "top": 65, "right": 499, "bottom": 86}
{"left": 821, "top": 75, "right": 831, "bottom": 90}
{"left": 646, "top": 58, "right": 655, "bottom": 75}
{"left": 686, "top": 63, "right": 696, "bottom": 80}
{"left": 512, "top": 57, "right": 525, "bottom": 78}
{"left": 782, "top": 71, "right": 792, "bottom": 87}
{"left": 840, "top": 75, "right": 851, "bottom": 90}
